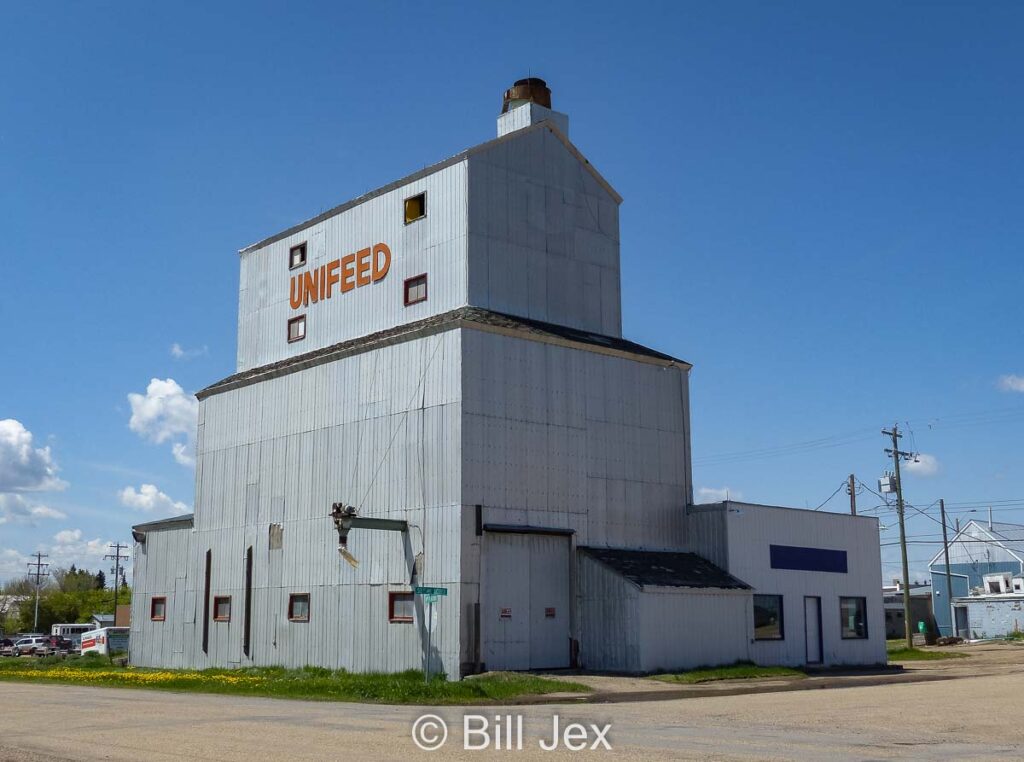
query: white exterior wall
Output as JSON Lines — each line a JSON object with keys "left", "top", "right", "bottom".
{"left": 577, "top": 553, "right": 752, "bottom": 673}
{"left": 135, "top": 331, "right": 464, "bottom": 679}
{"left": 638, "top": 588, "right": 752, "bottom": 672}
{"left": 466, "top": 127, "right": 622, "bottom": 337}
{"left": 963, "top": 596, "right": 1024, "bottom": 639}
{"left": 577, "top": 552, "right": 642, "bottom": 672}
{"left": 130, "top": 525, "right": 195, "bottom": 670}
{"left": 715, "top": 503, "right": 886, "bottom": 667}
{"left": 237, "top": 161, "right": 469, "bottom": 372}
{"left": 460, "top": 329, "right": 690, "bottom": 548}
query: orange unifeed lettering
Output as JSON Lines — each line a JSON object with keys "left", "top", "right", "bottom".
{"left": 289, "top": 242, "right": 391, "bottom": 308}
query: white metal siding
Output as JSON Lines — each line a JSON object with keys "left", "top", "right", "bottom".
{"left": 577, "top": 552, "right": 641, "bottom": 672}
{"left": 136, "top": 331, "right": 464, "bottom": 678}
{"left": 466, "top": 127, "right": 622, "bottom": 337}
{"left": 237, "top": 162, "right": 469, "bottom": 372}
{"left": 638, "top": 588, "right": 752, "bottom": 672}
{"left": 461, "top": 329, "right": 690, "bottom": 550}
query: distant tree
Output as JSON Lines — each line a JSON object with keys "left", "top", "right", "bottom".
{"left": 94, "top": 570, "right": 106, "bottom": 590}
{"left": 53, "top": 566, "right": 96, "bottom": 593}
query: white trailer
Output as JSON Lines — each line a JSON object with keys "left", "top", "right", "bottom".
{"left": 80, "top": 627, "right": 129, "bottom": 656}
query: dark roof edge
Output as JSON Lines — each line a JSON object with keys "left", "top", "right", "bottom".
{"left": 132, "top": 514, "right": 194, "bottom": 533}
{"left": 579, "top": 546, "right": 753, "bottom": 591}
{"left": 198, "top": 308, "right": 689, "bottom": 400}
{"left": 238, "top": 121, "right": 620, "bottom": 256}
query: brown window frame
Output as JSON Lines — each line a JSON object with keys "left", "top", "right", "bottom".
{"left": 404, "top": 192, "right": 426, "bottom": 225}
{"left": 150, "top": 596, "right": 167, "bottom": 622}
{"left": 388, "top": 591, "right": 414, "bottom": 623}
{"left": 403, "top": 274, "right": 428, "bottom": 307}
{"left": 213, "top": 595, "right": 232, "bottom": 622}
{"left": 287, "top": 314, "right": 306, "bottom": 343}
{"left": 289, "top": 242, "right": 307, "bottom": 270}
{"left": 288, "top": 593, "right": 311, "bottom": 623}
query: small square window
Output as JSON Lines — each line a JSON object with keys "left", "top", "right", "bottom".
{"left": 151, "top": 596, "right": 167, "bottom": 622}
{"left": 404, "top": 193, "right": 426, "bottom": 224}
{"left": 404, "top": 274, "right": 427, "bottom": 306}
{"left": 389, "top": 592, "right": 414, "bottom": 623}
{"left": 289, "top": 242, "right": 307, "bottom": 269}
{"left": 213, "top": 596, "right": 231, "bottom": 622}
{"left": 840, "top": 596, "right": 868, "bottom": 639}
{"left": 753, "top": 594, "right": 784, "bottom": 640}
{"left": 288, "top": 593, "right": 310, "bottom": 622}
{"left": 288, "top": 314, "right": 306, "bottom": 343}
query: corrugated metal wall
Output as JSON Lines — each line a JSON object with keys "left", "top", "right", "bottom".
{"left": 466, "top": 127, "right": 622, "bottom": 337}
{"left": 461, "top": 328, "right": 690, "bottom": 550}
{"left": 135, "top": 331, "right": 464, "bottom": 678}
{"left": 577, "top": 554, "right": 752, "bottom": 673}
{"left": 577, "top": 552, "right": 641, "bottom": 672}
{"left": 236, "top": 162, "right": 469, "bottom": 372}
{"left": 638, "top": 588, "right": 752, "bottom": 672}
{"left": 130, "top": 526, "right": 195, "bottom": 669}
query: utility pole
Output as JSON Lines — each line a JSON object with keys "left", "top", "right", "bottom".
{"left": 27, "top": 552, "right": 49, "bottom": 632}
{"left": 847, "top": 473, "right": 857, "bottom": 515}
{"left": 883, "top": 424, "right": 916, "bottom": 650}
{"left": 104, "top": 542, "right": 130, "bottom": 623}
{"left": 940, "top": 498, "right": 955, "bottom": 637}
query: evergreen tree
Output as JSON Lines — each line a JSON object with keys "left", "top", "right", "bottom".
{"left": 94, "top": 569, "right": 106, "bottom": 590}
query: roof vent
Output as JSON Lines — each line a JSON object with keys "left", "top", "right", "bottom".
{"left": 496, "top": 77, "right": 568, "bottom": 138}
{"left": 502, "top": 77, "right": 552, "bottom": 113}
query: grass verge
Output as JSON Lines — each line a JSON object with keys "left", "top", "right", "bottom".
{"left": 0, "top": 656, "right": 589, "bottom": 704}
{"left": 886, "top": 647, "right": 968, "bottom": 661}
{"left": 651, "top": 662, "right": 805, "bottom": 684}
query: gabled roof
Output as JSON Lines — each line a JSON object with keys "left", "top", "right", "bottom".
{"left": 580, "top": 547, "right": 751, "bottom": 591}
{"left": 928, "top": 519, "right": 1024, "bottom": 568}
{"left": 197, "top": 307, "right": 689, "bottom": 400}
{"left": 239, "top": 120, "right": 621, "bottom": 255}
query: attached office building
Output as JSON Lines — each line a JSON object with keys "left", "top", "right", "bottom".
{"left": 131, "top": 79, "right": 885, "bottom": 677}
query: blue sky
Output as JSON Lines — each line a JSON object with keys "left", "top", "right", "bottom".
{"left": 1, "top": 2, "right": 1022, "bottom": 583}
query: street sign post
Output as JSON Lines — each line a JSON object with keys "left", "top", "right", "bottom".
{"left": 413, "top": 587, "right": 447, "bottom": 683}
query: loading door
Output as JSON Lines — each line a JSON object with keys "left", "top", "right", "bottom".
{"left": 482, "top": 532, "right": 571, "bottom": 671}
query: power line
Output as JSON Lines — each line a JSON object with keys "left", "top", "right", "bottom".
{"left": 813, "top": 481, "right": 848, "bottom": 511}
{"left": 27, "top": 552, "right": 49, "bottom": 632}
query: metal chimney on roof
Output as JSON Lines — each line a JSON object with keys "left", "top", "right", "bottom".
{"left": 497, "top": 77, "right": 569, "bottom": 138}
{"left": 502, "top": 77, "right": 552, "bottom": 113}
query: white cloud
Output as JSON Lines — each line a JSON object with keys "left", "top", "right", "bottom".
{"left": 171, "top": 442, "right": 195, "bottom": 468}
{"left": 904, "top": 453, "right": 939, "bottom": 477}
{"left": 48, "top": 529, "right": 111, "bottom": 571}
{"left": 170, "top": 343, "right": 208, "bottom": 360}
{"left": 127, "top": 378, "right": 198, "bottom": 467}
{"left": 0, "top": 493, "right": 66, "bottom": 526}
{"left": 0, "top": 547, "right": 27, "bottom": 576}
{"left": 697, "top": 486, "right": 742, "bottom": 502}
{"left": 54, "top": 528, "right": 82, "bottom": 544}
{"left": 119, "top": 484, "right": 189, "bottom": 515}
{"left": 998, "top": 374, "right": 1024, "bottom": 393}
{"left": 0, "top": 419, "right": 67, "bottom": 492}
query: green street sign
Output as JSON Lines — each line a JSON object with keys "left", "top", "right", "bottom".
{"left": 423, "top": 594, "right": 439, "bottom": 604}
{"left": 414, "top": 586, "right": 447, "bottom": 596}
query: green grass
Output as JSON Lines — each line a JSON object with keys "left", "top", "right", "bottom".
{"left": 1004, "top": 631, "right": 1024, "bottom": 641}
{"left": 886, "top": 647, "right": 967, "bottom": 661}
{"left": 0, "top": 656, "right": 590, "bottom": 704}
{"left": 651, "top": 662, "right": 805, "bottom": 684}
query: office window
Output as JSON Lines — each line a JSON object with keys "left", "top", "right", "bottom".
{"left": 404, "top": 193, "right": 426, "bottom": 224}
{"left": 287, "top": 314, "right": 306, "bottom": 343}
{"left": 753, "top": 594, "right": 784, "bottom": 640}
{"left": 214, "top": 596, "right": 231, "bottom": 622}
{"left": 840, "top": 596, "right": 868, "bottom": 639}
{"left": 389, "top": 592, "right": 414, "bottom": 623}
{"left": 289, "top": 242, "right": 307, "bottom": 269}
{"left": 151, "top": 596, "right": 167, "bottom": 622}
{"left": 288, "top": 593, "right": 310, "bottom": 622}
{"left": 404, "top": 274, "right": 427, "bottom": 306}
